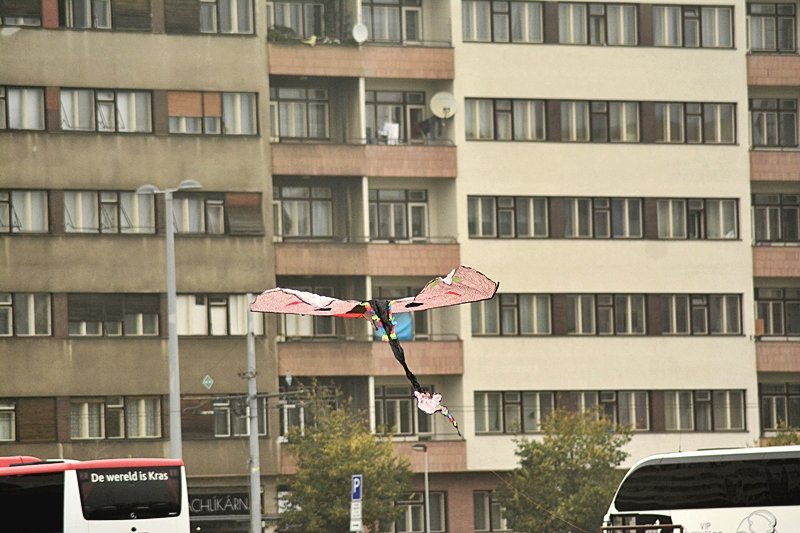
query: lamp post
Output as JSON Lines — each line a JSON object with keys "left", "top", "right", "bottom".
{"left": 137, "top": 179, "right": 202, "bottom": 459}
{"left": 411, "top": 443, "right": 430, "bottom": 533}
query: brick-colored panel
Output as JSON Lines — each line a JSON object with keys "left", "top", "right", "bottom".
{"left": 757, "top": 342, "right": 800, "bottom": 372}
{"left": 395, "top": 441, "right": 467, "bottom": 473}
{"left": 271, "top": 143, "right": 457, "bottom": 178}
{"left": 275, "top": 243, "right": 370, "bottom": 276}
{"left": 753, "top": 247, "right": 800, "bottom": 277}
{"left": 751, "top": 151, "right": 800, "bottom": 182}
{"left": 748, "top": 55, "right": 800, "bottom": 86}
{"left": 371, "top": 340, "right": 463, "bottom": 376}
{"left": 267, "top": 43, "right": 454, "bottom": 80}
{"left": 366, "top": 243, "right": 460, "bottom": 276}
{"left": 278, "top": 340, "right": 463, "bottom": 377}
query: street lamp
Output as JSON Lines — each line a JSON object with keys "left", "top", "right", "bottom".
{"left": 137, "top": 179, "right": 203, "bottom": 459}
{"left": 411, "top": 443, "right": 430, "bottom": 533}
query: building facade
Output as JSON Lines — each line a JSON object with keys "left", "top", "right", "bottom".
{"left": 1, "top": 0, "right": 798, "bottom": 530}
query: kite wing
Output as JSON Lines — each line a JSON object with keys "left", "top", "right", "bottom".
{"left": 391, "top": 265, "right": 499, "bottom": 313}
{"left": 250, "top": 288, "right": 364, "bottom": 317}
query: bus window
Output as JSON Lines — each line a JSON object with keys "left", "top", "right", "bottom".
{"left": 0, "top": 472, "right": 64, "bottom": 532}
{"left": 77, "top": 466, "right": 183, "bottom": 520}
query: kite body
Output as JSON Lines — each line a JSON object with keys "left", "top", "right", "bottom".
{"left": 250, "top": 266, "right": 499, "bottom": 436}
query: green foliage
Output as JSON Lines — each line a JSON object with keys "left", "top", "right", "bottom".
{"left": 277, "top": 391, "right": 411, "bottom": 532}
{"left": 766, "top": 422, "right": 800, "bottom": 446}
{"left": 497, "top": 410, "right": 632, "bottom": 533}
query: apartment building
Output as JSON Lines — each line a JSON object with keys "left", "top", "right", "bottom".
{"left": 2, "top": 0, "right": 799, "bottom": 531}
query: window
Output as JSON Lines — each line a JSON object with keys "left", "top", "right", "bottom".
{"left": 0, "top": 87, "right": 44, "bottom": 130}
{"left": 656, "top": 198, "right": 738, "bottom": 239}
{"left": 472, "top": 294, "right": 551, "bottom": 336}
{"left": 0, "top": 293, "right": 51, "bottom": 336}
{"left": 590, "top": 101, "right": 640, "bottom": 142}
{"left": 369, "top": 189, "right": 428, "bottom": 241}
{"left": 665, "top": 390, "right": 695, "bottom": 431}
{"left": 200, "top": 0, "right": 253, "bottom": 33}
{"left": 713, "top": 390, "right": 745, "bottom": 430}
{"left": 375, "top": 385, "right": 432, "bottom": 437}
{"left": 617, "top": 391, "right": 649, "bottom": 430}
{"left": 213, "top": 397, "right": 267, "bottom": 437}
{"left": 0, "top": 190, "right": 48, "bottom": 233}
{"left": 474, "top": 391, "right": 554, "bottom": 433}
{"left": 756, "top": 288, "right": 800, "bottom": 337}
{"left": 124, "top": 397, "right": 162, "bottom": 438}
{"left": 267, "top": 1, "right": 323, "bottom": 39}
{"left": 463, "top": 0, "right": 543, "bottom": 43}
{"left": 366, "top": 91, "right": 427, "bottom": 144}
{"left": 173, "top": 195, "right": 225, "bottom": 234}
{"left": 468, "top": 196, "right": 548, "bottom": 238}
{"left": 567, "top": 294, "right": 645, "bottom": 335}
{"left": 559, "top": 3, "right": 637, "bottom": 45}
{"left": 659, "top": 294, "right": 741, "bottom": 336}
{"left": 0, "top": 401, "right": 15, "bottom": 442}
{"left": 362, "top": 0, "right": 421, "bottom": 44}
{"left": 60, "top": 0, "right": 112, "bottom": 29}
{"left": 221, "top": 92, "right": 256, "bottom": 134}
{"left": 177, "top": 294, "right": 265, "bottom": 336}
{"left": 653, "top": 5, "right": 732, "bottom": 48}
{"left": 167, "top": 91, "right": 223, "bottom": 135}
{"left": 655, "top": 102, "right": 735, "bottom": 143}
{"left": 271, "top": 87, "right": 328, "bottom": 140}
{"left": 274, "top": 184, "right": 332, "bottom": 239}
{"left": 751, "top": 99, "right": 797, "bottom": 148}
{"left": 749, "top": 3, "right": 796, "bottom": 52}
{"left": 465, "top": 98, "right": 546, "bottom": 141}
{"left": 63, "top": 191, "right": 155, "bottom": 233}
{"left": 68, "top": 294, "right": 159, "bottom": 337}
{"left": 754, "top": 193, "right": 799, "bottom": 243}
{"left": 761, "top": 383, "right": 800, "bottom": 430}
{"left": 390, "top": 492, "right": 446, "bottom": 533}
{"left": 754, "top": 194, "right": 800, "bottom": 243}
{"left": 474, "top": 491, "right": 510, "bottom": 532}
{"left": 60, "top": 89, "right": 152, "bottom": 132}
{"left": 561, "top": 101, "right": 590, "bottom": 141}
{"left": 71, "top": 400, "right": 105, "bottom": 439}
{"left": 71, "top": 397, "right": 162, "bottom": 439}
{"left": 564, "top": 198, "right": 642, "bottom": 238}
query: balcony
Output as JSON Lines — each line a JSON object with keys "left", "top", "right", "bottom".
{"left": 757, "top": 341, "right": 800, "bottom": 372}
{"left": 280, "top": 438, "right": 466, "bottom": 475}
{"left": 271, "top": 142, "right": 457, "bottom": 178}
{"left": 274, "top": 241, "right": 460, "bottom": 276}
{"left": 753, "top": 245, "right": 800, "bottom": 277}
{"left": 278, "top": 339, "right": 463, "bottom": 377}
{"left": 748, "top": 55, "right": 800, "bottom": 86}
{"left": 267, "top": 43, "right": 454, "bottom": 80}
{"left": 751, "top": 150, "right": 800, "bottom": 181}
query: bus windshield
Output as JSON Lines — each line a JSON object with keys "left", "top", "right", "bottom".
{"left": 614, "top": 456, "right": 800, "bottom": 512}
{"left": 77, "top": 466, "right": 183, "bottom": 520}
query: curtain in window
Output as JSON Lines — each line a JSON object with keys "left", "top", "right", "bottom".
{"left": 8, "top": 88, "right": 44, "bottom": 130}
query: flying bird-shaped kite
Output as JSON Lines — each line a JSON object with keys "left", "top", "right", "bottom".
{"left": 250, "top": 266, "right": 499, "bottom": 436}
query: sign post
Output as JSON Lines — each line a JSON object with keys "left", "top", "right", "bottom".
{"left": 350, "top": 474, "right": 363, "bottom": 532}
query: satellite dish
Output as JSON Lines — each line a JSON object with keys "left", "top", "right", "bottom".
{"left": 352, "top": 23, "right": 368, "bottom": 44}
{"left": 430, "top": 92, "right": 456, "bottom": 119}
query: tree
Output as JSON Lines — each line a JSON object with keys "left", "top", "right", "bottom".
{"left": 497, "top": 410, "right": 632, "bottom": 533}
{"left": 278, "top": 391, "right": 411, "bottom": 532}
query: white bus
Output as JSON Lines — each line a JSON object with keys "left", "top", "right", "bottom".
{"left": 601, "top": 445, "right": 800, "bottom": 533}
{"left": 0, "top": 456, "right": 189, "bottom": 532}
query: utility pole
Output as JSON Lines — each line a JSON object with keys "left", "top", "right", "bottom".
{"left": 247, "top": 294, "right": 262, "bottom": 533}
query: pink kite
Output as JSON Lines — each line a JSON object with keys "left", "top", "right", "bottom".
{"left": 250, "top": 266, "right": 499, "bottom": 436}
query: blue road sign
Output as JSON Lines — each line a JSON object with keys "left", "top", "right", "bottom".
{"left": 352, "top": 474, "right": 363, "bottom": 501}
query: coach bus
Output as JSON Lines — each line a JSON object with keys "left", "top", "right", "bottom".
{"left": 0, "top": 456, "right": 189, "bottom": 532}
{"left": 601, "top": 445, "right": 800, "bottom": 533}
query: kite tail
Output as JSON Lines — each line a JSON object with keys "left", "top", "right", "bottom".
{"left": 366, "top": 299, "right": 423, "bottom": 392}
{"left": 439, "top": 403, "right": 462, "bottom": 437}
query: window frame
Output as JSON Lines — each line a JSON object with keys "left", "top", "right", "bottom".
{"left": 0, "top": 86, "right": 45, "bottom": 131}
